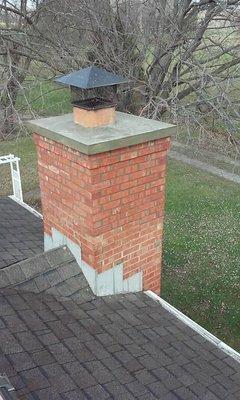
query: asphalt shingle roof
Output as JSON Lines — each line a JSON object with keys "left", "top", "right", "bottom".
{"left": 0, "top": 247, "right": 239, "bottom": 400}
{"left": 0, "top": 198, "right": 43, "bottom": 269}
{"left": 0, "top": 246, "right": 94, "bottom": 304}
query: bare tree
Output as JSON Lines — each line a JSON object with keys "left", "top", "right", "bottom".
{"left": 0, "top": 0, "right": 240, "bottom": 154}
{"left": 0, "top": 0, "right": 43, "bottom": 137}
{"left": 81, "top": 0, "right": 240, "bottom": 150}
{"left": 0, "top": 0, "right": 84, "bottom": 138}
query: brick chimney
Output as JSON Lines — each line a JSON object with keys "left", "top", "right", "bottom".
{"left": 27, "top": 67, "right": 174, "bottom": 295}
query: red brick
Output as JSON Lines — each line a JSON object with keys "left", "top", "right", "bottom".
{"left": 34, "top": 133, "right": 170, "bottom": 294}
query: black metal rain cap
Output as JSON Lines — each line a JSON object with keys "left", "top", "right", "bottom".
{"left": 54, "top": 66, "right": 128, "bottom": 89}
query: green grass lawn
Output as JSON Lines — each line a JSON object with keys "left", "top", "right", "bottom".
{"left": 163, "top": 159, "right": 240, "bottom": 351}
{"left": 0, "top": 137, "right": 239, "bottom": 350}
{"left": 16, "top": 80, "right": 71, "bottom": 117}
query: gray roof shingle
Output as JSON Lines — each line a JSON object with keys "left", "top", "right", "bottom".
{"left": 0, "top": 246, "right": 94, "bottom": 303}
{"left": 0, "top": 197, "right": 43, "bottom": 269}
{"left": 0, "top": 247, "right": 239, "bottom": 399}
{"left": 0, "top": 288, "right": 240, "bottom": 400}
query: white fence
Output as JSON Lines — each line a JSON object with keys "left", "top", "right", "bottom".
{"left": 0, "top": 154, "right": 23, "bottom": 202}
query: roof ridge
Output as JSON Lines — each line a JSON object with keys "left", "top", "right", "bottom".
{"left": 84, "top": 65, "right": 94, "bottom": 86}
{"left": 0, "top": 245, "right": 95, "bottom": 303}
{"left": 0, "top": 246, "right": 74, "bottom": 289}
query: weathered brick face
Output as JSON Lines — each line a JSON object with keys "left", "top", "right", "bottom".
{"left": 34, "top": 133, "right": 170, "bottom": 294}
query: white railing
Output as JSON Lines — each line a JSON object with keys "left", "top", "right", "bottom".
{"left": 0, "top": 154, "right": 23, "bottom": 202}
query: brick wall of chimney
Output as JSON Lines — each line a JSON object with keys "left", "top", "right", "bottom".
{"left": 34, "top": 133, "right": 170, "bottom": 294}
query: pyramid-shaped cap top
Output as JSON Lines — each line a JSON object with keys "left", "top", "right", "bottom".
{"left": 54, "top": 66, "right": 128, "bottom": 89}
